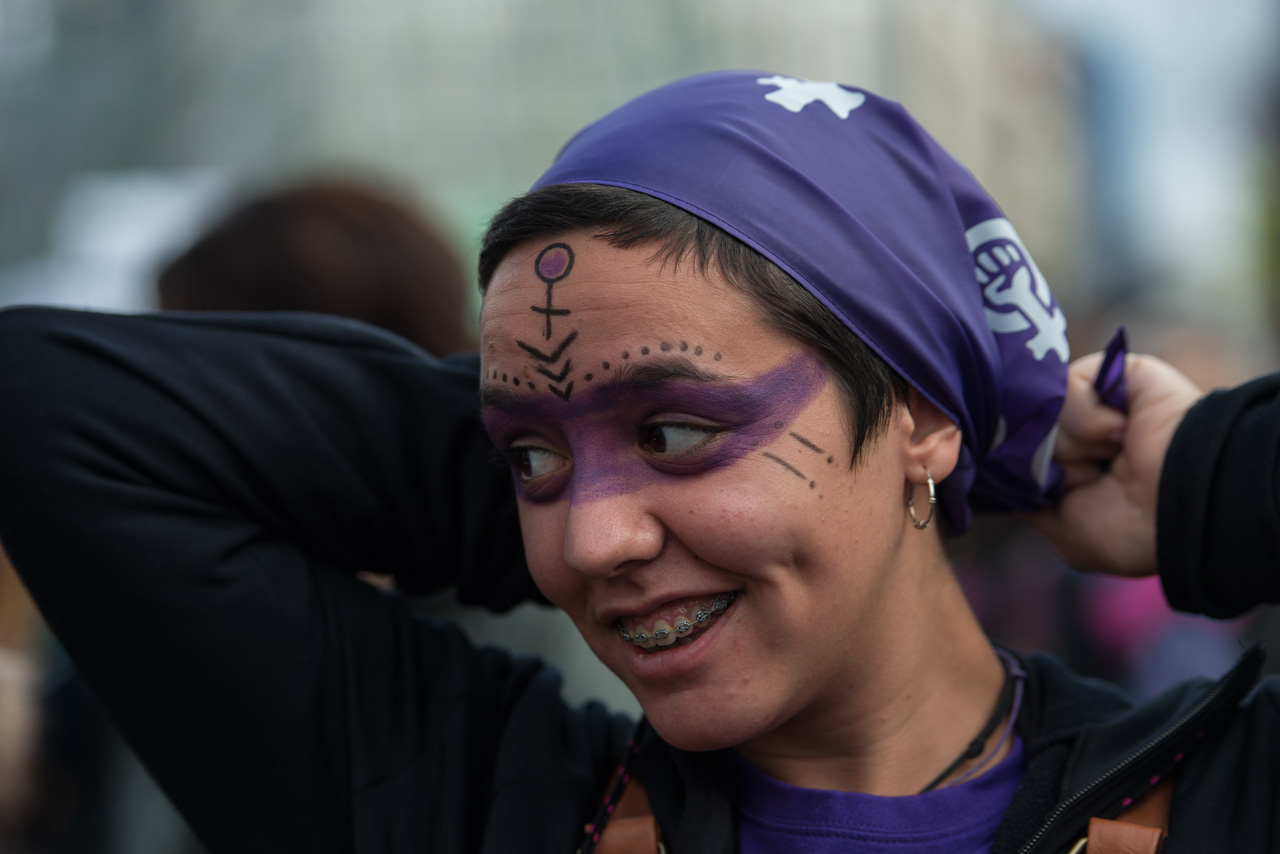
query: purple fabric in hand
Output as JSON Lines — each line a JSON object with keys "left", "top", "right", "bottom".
{"left": 1094, "top": 327, "right": 1129, "bottom": 413}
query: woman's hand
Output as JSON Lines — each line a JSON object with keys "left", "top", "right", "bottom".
{"left": 1029, "top": 352, "right": 1203, "bottom": 577}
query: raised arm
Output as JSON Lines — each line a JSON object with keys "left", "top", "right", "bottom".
{"left": 1157, "top": 371, "right": 1280, "bottom": 616}
{"left": 1032, "top": 351, "right": 1280, "bottom": 616}
{"left": 0, "top": 307, "right": 538, "bottom": 850}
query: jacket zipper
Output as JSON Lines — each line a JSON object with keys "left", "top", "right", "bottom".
{"left": 1016, "top": 645, "right": 1262, "bottom": 854}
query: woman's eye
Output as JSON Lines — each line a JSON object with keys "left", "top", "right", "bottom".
{"left": 638, "top": 423, "right": 717, "bottom": 455}
{"left": 505, "top": 446, "right": 567, "bottom": 482}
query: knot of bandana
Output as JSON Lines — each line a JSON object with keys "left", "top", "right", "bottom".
{"left": 533, "top": 70, "right": 1068, "bottom": 531}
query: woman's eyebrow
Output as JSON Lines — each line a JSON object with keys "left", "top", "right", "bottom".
{"left": 611, "top": 357, "right": 733, "bottom": 389}
{"left": 478, "top": 356, "right": 734, "bottom": 412}
{"left": 478, "top": 383, "right": 525, "bottom": 410}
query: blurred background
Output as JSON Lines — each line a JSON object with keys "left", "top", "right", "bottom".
{"left": 0, "top": 0, "right": 1278, "bottom": 850}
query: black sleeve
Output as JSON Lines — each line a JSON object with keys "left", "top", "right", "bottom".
{"left": 0, "top": 306, "right": 540, "bottom": 850}
{"left": 1157, "top": 372, "right": 1280, "bottom": 617}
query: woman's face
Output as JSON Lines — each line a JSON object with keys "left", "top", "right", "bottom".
{"left": 480, "top": 232, "right": 925, "bottom": 753}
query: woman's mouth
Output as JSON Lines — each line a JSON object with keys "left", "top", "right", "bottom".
{"left": 616, "top": 591, "right": 738, "bottom": 654}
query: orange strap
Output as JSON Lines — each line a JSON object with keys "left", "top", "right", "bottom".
{"left": 1077, "top": 775, "right": 1173, "bottom": 854}
{"left": 1084, "top": 818, "right": 1165, "bottom": 854}
{"left": 594, "top": 816, "right": 662, "bottom": 854}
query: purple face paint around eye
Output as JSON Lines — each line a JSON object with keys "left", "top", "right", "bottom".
{"left": 481, "top": 351, "right": 829, "bottom": 504}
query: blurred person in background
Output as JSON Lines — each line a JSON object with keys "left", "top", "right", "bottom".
{"left": 158, "top": 177, "right": 478, "bottom": 354}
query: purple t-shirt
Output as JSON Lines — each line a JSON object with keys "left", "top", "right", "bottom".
{"left": 732, "top": 739, "right": 1025, "bottom": 854}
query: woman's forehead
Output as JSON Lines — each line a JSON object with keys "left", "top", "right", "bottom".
{"left": 482, "top": 234, "right": 753, "bottom": 340}
{"left": 480, "top": 234, "right": 800, "bottom": 404}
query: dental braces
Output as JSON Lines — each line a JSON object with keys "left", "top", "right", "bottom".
{"left": 618, "top": 591, "right": 738, "bottom": 645}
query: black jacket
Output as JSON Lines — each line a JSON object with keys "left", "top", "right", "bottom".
{"left": 0, "top": 307, "right": 1275, "bottom": 853}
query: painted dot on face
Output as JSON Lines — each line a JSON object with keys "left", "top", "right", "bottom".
{"left": 680, "top": 342, "right": 688, "bottom": 352}
{"left": 513, "top": 378, "right": 520, "bottom": 386}
{"left": 535, "top": 243, "right": 574, "bottom": 284}
{"left": 641, "top": 347, "right": 650, "bottom": 355}
{"left": 714, "top": 352, "right": 722, "bottom": 361}
{"left": 622, "top": 351, "right": 630, "bottom": 360}
{"left": 809, "top": 481, "right": 816, "bottom": 489}
{"left": 529, "top": 383, "right": 536, "bottom": 390}
{"left": 660, "top": 342, "right": 672, "bottom": 352}
{"left": 602, "top": 361, "right": 610, "bottom": 370}
{"left": 695, "top": 346, "right": 703, "bottom": 356}
{"left": 584, "top": 373, "right": 593, "bottom": 381}
{"left": 774, "top": 420, "right": 784, "bottom": 429}
{"left": 502, "top": 373, "right": 507, "bottom": 382}
{"left": 827, "top": 456, "right": 834, "bottom": 465}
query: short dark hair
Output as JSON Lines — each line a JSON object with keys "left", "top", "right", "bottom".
{"left": 479, "top": 183, "right": 909, "bottom": 464}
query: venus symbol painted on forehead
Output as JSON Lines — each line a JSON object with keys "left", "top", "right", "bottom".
{"left": 532, "top": 243, "right": 573, "bottom": 339}
{"left": 516, "top": 242, "right": 579, "bottom": 400}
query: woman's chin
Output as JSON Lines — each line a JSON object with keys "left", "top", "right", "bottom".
{"left": 641, "top": 703, "right": 763, "bottom": 753}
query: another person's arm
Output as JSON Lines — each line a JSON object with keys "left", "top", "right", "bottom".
{"left": 1033, "top": 352, "right": 1280, "bottom": 616}
{"left": 1157, "top": 371, "right": 1280, "bottom": 616}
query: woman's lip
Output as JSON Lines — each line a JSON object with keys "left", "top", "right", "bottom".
{"left": 617, "top": 596, "right": 737, "bottom": 683}
{"left": 599, "top": 588, "right": 740, "bottom": 624}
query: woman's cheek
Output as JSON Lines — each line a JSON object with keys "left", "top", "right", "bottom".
{"left": 670, "top": 478, "right": 788, "bottom": 566}
{"left": 516, "top": 501, "right": 576, "bottom": 605}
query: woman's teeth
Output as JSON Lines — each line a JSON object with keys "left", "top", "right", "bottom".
{"left": 618, "top": 592, "right": 737, "bottom": 651}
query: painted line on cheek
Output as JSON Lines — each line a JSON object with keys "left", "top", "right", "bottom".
{"left": 788, "top": 432, "right": 825, "bottom": 454}
{"left": 761, "top": 452, "right": 808, "bottom": 482}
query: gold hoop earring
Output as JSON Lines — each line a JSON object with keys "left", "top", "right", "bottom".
{"left": 907, "top": 472, "right": 936, "bottom": 530}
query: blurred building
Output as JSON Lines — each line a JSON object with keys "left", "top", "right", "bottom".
{"left": 1, "top": 0, "right": 1089, "bottom": 310}
{"left": 3, "top": 0, "right": 1275, "bottom": 332}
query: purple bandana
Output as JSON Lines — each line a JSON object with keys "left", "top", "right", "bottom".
{"left": 1094, "top": 327, "right": 1129, "bottom": 413}
{"left": 533, "top": 71, "right": 1070, "bottom": 531}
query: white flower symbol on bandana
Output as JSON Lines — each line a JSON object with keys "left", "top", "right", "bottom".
{"left": 757, "top": 75, "right": 867, "bottom": 119}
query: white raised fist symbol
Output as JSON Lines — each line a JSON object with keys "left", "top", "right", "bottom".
{"left": 966, "top": 219, "right": 1068, "bottom": 363}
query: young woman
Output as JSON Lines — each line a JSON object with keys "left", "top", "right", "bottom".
{"left": 0, "top": 71, "right": 1274, "bottom": 853}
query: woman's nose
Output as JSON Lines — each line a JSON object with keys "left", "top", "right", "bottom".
{"left": 562, "top": 491, "right": 664, "bottom": 578}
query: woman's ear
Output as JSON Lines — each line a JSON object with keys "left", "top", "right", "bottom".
{"left": 901, "top": 388, "right": 961, "bottom": 484}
